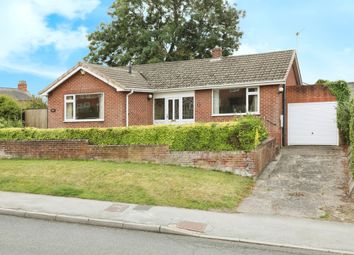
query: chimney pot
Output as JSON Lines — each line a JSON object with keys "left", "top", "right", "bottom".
{"left": 211, "top": 46, "right": 222, "bottom": 59}
{"left": 18, "top": 80, "right": 27, "bottom": 92}
{"left": 127, "top": 61, "right": 132, "bottom": 74}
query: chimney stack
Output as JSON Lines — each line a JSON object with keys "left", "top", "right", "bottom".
{"left": 211, "top": 46, "right": 222, "bottom": 59}
{"left": 18, "top": 80, "right": 27, "bottom": 92}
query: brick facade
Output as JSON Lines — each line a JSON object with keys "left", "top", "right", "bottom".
{"left": 47, "top": 64, "right": 306, "bottom": 147}
{"left": 195, "top": 85, "right": 283, "bottom": 145}
{"left": 47, "top": 72, "right": 152, "bottom": 128}
{"left": 286, "top": 85, "right": 336, "bottom": 103}
{"left": 0, "top": 138, "right": 277, "bottom": 177}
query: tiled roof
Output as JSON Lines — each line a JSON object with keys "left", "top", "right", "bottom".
{"left": 134, "top": 50, "right": 296, "bottom": 90}
{"left": 41, "top": 49, "right": 297, "bottom": 94}
{"left": 83, "top": 63, "right": 153, "bottom": 90}
{"left": 0, "top": 88, "right": 32, "bottom": 101}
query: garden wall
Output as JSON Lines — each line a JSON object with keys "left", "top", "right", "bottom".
{"left": 0, "top": 138, "right": 277, "bottom": 177}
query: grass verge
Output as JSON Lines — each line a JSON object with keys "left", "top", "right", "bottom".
{"left": 0, "top": 159, "right": 254, "bottom": 211}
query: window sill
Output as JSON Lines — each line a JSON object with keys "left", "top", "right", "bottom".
{"left": 211, "top": 113, "right": 260, "bottom": 117}
{"left": 64, "top": 119, "right": 104, "bottom": 123}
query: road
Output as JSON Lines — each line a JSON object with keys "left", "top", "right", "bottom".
{"left": 0, "top": 215, "right": 332, "bottom": 255}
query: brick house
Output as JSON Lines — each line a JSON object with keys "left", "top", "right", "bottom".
{"left": 0, "top": 81, "right": 32, "bottom": 103}
{"left": 41, "top": 48, "right": 335, "bottom": 147}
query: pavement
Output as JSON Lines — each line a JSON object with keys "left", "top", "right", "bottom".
{"left": 238, "top": 146, "right": 354, "bottom": 222}
{"left": 1, "top": 215, "right": 329, "bottom": 255}
{"left": 0, "top": 191, "right": 353, "bottom": 254}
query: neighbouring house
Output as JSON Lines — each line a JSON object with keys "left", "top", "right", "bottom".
{"left": 0, "top": 81, "right": 32, "bottom": 103}
{"left": 39, "top": 47, "right": 338, "bottom": 146}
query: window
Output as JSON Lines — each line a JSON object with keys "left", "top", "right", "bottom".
{"left": 213, "top": 87, "right": 259, "bottom": 115}
{"left": 64, "top": 93, "right": 104, "bottom": 121}
{"left": 182, "top": 97, "right": 194, "bottom": 119}
{"left": 154, "top": 98, "right": 165, "bottom": 120}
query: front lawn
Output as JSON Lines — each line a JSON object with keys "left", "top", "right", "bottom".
{"left": 0, "top": 159, "right": 254, "bottom": 210}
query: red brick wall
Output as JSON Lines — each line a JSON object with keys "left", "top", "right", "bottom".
{"left": 128, "top": 92, "right": 153, "bottom": 126}
{"left": 286, "top": 85, "right": 336, "bottom": 103}
{"left": 0, "top": 138, "right": 277, "bottom": 177}
{"left": 47, "top": 72, "right": 152, "bottom": 128}
{"left": 195, "top": 85, "right": 283, "bottom": 145}
{"left": 286, "top": 62, "right": 300, "bottom": 87}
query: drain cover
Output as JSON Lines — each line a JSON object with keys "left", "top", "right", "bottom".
{"left": 104, "top": 204, "right": 129, "bottom": 213}
{"left": 176, "top": 221, "right": 207, "bottom": 233}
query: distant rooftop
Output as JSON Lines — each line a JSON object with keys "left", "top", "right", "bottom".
{"left": 0, "top": 81, "right": 32, "bottom": 101}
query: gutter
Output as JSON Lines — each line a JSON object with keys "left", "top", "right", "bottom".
{"left": 126, "top": 90, "right": 134, "bottom": 127}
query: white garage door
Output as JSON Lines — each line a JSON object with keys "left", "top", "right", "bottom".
{"left": 288, "top": 102, "right": 338, "bottom": 145}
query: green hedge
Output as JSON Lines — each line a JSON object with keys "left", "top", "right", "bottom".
{"left": 0, "top": 116, "right": 268, "bottom": 152}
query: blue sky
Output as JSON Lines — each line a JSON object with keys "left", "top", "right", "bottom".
{"left": 0, "top": 0, "right": 353, "bottom": 94}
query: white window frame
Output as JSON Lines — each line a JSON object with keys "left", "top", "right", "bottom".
{"left": 211, "top": 86, "right": 260, "bottom": 116}
{"left": 153, "top": 91, "right": 195, "bottom": 125}
{"left": 64, "top": 92, "right": 104, "bottom": 122}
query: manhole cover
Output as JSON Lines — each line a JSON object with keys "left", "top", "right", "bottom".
{"left": 104, "top": 204, "right": 129, "bottom": 213}
{"left": 176, "top": 221, "right": 207, "bottom": 233}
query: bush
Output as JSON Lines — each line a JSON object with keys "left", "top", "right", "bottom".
{"left": 0, "top": 118, "right": 22, "bottom": 129}
{"left": 337, "top": 101, "right": 352, "bottom": 143}
{"left": 0, "top": 96, "right": 21, "bottom": 122}
{"left": 0, "top": 116, "right": 268, "bottom": 151}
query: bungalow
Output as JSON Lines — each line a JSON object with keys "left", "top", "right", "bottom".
{"left": 40, "top": 47, "right": 337, "bottom": 146}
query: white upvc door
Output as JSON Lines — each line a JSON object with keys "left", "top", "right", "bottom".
{"left": 153, "top": 91, "right": 195, "bottom": 125}
{"left": 166, "top": 97, "right": 180, "bottom": 123}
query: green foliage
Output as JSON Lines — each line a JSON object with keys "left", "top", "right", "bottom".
{"left": 337, "top": 100, "right": 351, "bottom": 143}
{"left": 317, "top": 80, "right": 351, "bottom": 103}
{"left": 229, "top": 116, "right": 268, "bottom": 151}
{"left": 23, "top": 96, "right": 47, "bottom": 110}
{"left": 317, "top": 80, "right": 351, "bottom": 143}
{"left": 0, "top": 118, "right": 22, "bottom": 129}
{"left": 0, "top": 117, "right": 268, "bottom": 151}
{"left": 0, "top": 96, "right": 22, "bottom": 128}
{"left": 85, "top": 0, "right": 245, "bottom": 66}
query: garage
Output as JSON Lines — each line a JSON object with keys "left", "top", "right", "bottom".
{"left": 288, "top": 102, "right": 339, "bottom": 145}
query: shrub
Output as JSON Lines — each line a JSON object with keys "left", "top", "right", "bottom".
{"left": 0, "top": 118, "right": 22, "bottom": 129}
{"left": 229, "top": 116, "right": 268, "bottom": 151}
{"left": 0, "top": 96, "right": 21, "bottom": 122}
{"left": 0, "top": 117, "right": 268, "bottom": 151}
{"left": 337, "top": 101, "right": 351, "bottom": 143}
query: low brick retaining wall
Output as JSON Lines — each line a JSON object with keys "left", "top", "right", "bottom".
{"left": 0, "top": 138, "right": 277, "bottom": 177}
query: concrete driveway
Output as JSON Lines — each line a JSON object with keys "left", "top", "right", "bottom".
{"left": 238, "top": 146, "right": 354, "bottom": 222}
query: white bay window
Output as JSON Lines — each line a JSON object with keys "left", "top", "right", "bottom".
{"left": 212, "top": 87, "right": 259, "bottom": 115}
{"left": 64, "top": 93, "right": 104, "bottom": 122}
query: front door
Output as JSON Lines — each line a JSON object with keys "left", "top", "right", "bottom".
{"left": 153, "top": 91, "right": 195, "bottom": 125}
{"left": 167, "top": 98, "right": 179, "bottom": 122}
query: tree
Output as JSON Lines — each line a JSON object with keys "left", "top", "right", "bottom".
{"left": 24, "top": 96, "right": 47, "bottom": 110}
{"left": 0, "top": 95, "right": 22, "bottom": 128}
{"left": 86, "top": 0, "right": 245, "bottom": 66}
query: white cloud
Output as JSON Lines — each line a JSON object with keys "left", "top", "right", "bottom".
{"left": 0, "top": 0, "right": 100, "bottom": 78}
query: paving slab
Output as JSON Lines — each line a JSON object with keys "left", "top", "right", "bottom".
{"left": 0, "top": 191, "right": 353, "bottom": 253}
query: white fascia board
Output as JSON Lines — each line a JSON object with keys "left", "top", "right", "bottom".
{"left": 40, "top": 66, "right": 124, "bottom": 96}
